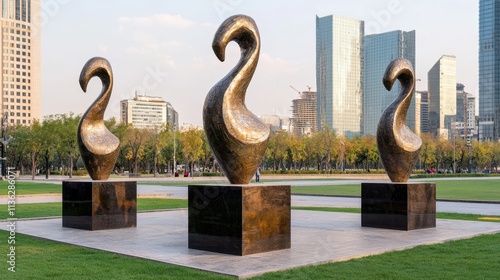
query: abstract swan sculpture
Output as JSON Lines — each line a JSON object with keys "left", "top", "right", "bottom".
{"left": 203, "top": 15, "right": 270, "bottom": 184}
{"left": 377, "top": 58, "right": 421, "bottom": 182}
{"left": 77, "top": 57, "right": 120, "bottom": 180}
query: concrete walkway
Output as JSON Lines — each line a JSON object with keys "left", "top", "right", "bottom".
{"left": 3, "top": 181, "right": 500, "bottom": 216}
{"left": 3, "top": 210, "right": 499, "bottom": 278}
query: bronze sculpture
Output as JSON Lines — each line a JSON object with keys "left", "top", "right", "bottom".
{"left": 203, "top": 15, "right": 270, "bottom": 184}
{"left": 377, "top": 58, "right": 421, "bottom": 182}
{"left": 77, "top": 57, "right": 120, "bottom": 180}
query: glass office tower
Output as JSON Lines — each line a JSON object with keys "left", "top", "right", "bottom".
{"left": 363, "top": 30, "right": 416, "bottom": 136}
{"left": 479, "top": 0, "right": 500, "bottom": 141}
{"left": 316, "top": 15, "right": 363, "bottom": 137}
{"left": 428, "top": 55, "right": 457, "bottom": 140}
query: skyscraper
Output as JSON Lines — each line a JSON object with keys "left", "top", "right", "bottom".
{"left": 316, "top": 15, "right": 363, "bottom": 137}
{"left": 0, "top": 0, "right": 41, "bottom": 125}
{"left": 416, "top": 90, "right": 429, "bottom": 134}
{"left": 428, "top": 55, "right": 457, "bottom": 139}
{"left": 363, "top": 30, "right": 416, "bottom": 135}
{"left": 479, "top": 0, "right": 500, "bottom": 141}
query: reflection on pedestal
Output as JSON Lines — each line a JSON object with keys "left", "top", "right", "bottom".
{"left": 188, "top": 184, "right": 290, "bottom": 255}
{"left": 62, "top": 180, "right": 137, "bottom": 230}
{"left": 362, "top": 182, "right": 436, "bottom": 231}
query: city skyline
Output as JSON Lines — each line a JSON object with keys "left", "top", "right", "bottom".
{"left": 41, "top": 0, "right": 478, "bottom": 126}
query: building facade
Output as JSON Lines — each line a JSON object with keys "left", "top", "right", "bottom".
{"left": 291, "top": 90, "right": 317, "bottom": 136}
{"left": 1, "top": 0, "right": 41, "bottom": 125}
{"left": 120, "top": 95, "right": 178, "bottom": 130}
{"left": 428, "top": 55, "right": 457, "bottom": 139}
{"left": 455, "top": 83, "right": 476, "bottom": 138}
{"left": 363, "top": 30, "right": 416, "bottom": 135}
{"left": 316, "top": 15, "right": 363, "bottom": 138}
{"left": 416, "top": 90, "right": 429, "bottom": 134}
{"left": 479, "top": 0, "right": 500, "bottom": 141}
{"left": 259, "top": 115, "right": 293, "bottom": 133}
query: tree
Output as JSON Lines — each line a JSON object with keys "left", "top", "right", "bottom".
{"left": 179, "top": 128, "right": 204, "bottom": 175}
{"left": 123, "top": 126, "right": 150, "bottom": 174}
{"left": 419, "top": 133, "right": 437, "bottom": 171}
{"left": 145, "top": 125, "right": 169, "bottom": 176}
{"left": 286, "top": 135, "right": 306, "bottom": 170}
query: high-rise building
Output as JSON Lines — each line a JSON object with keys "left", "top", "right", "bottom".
{"left": 120, "top": 95, "right": 178, "bottom": 130}
{"left": 479, "top": 0, "right": 500, "bottom": 141}
{"left": 428, "top": 55, "right": 457, "bottom": 139}
{"left": 0, "top": 0, "right": 41, "bottom": 125}
{"left": 454, "top": 83, "right": 477, "bottom": 138}
{"left": 363, "top": 30, "right": 416, "bottom": 135}
{"left": 316, "top": 15, "right": 363, "bottom": 138}
{"left": 291, "top": 90, "right": 317, "bottom": 136}
{"left": 416, "top": 90, "right": 429, "bottom": 134}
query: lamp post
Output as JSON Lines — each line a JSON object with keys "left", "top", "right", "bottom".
{"left": 340, "top": 141, "right": 345, "bottom": 171}
{"left": 1, "top": 112, "right": 14, "bottom": 177}
{"left": 173, "top": 123, "right": 176, "bottom": 176}
{"left": 467, "top": 136, "right": 472, "bottom": 173}
{"left": 453, "top": 135, "right": 456, "bottom": 174}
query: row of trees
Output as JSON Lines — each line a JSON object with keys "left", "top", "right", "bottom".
{"left": 5, "top": 113, "right": 210, "bottom": 179}
{"left": 4, "top": 113, "right": 500, "bottom": 178}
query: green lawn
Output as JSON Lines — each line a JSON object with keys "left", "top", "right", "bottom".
{"left": 292, "top": 179, "right": 500, "bottom": 201}
{"left": 0, "top": 230, "right": 498, "bottom": 279}
{"left": 1, "top": 181, "right": 62, "bottom": 195}
{"left": 0, "top": 198, "right": 187, "bottom": 220}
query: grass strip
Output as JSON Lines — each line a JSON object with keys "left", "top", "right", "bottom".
{"left": 0, "top": 198, "right": 187, "bottom": 220}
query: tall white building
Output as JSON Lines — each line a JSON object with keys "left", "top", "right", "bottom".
{"left": 1, "top": 0, "right": 41, "bottom": 125}
{"left": 428, "top": 55, "right": 457, "bottom": 139}
{"left": 120, "top": 95, "right": 178, "bottom": 130}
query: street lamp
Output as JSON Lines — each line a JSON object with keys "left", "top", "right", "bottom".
{"left": 340, "top": 141, "right": 345, "bottom": 172}
{"left": 0, "top": 112, "right": 15, "bottom": 177}
{"left": 173, "top": 123, "right": 176, "bottom": 176}
{"left": 467, "top": 136, "right": 472, "bottom": 173}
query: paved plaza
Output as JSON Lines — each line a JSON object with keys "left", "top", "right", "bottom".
{"left": 3, "top": 210, "right": 500, "bottom": 278}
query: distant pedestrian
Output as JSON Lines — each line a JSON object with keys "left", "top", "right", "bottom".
{"left": 255, "top": 167, "right": 261, "bottom": 182}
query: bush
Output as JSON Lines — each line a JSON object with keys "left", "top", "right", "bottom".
{"left": 202, "top": 172, "right": 223, "bottom": 177}
{"left": 260, "top": 169, "right": 386, "bottom": 175}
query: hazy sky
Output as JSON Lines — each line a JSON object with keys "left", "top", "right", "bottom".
{"left": 41, "top": 0, "right": 478, "bottom": 126}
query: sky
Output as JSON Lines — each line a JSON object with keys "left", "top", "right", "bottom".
{"left": 41, "top": 0, "right": 479, "bottom": 126}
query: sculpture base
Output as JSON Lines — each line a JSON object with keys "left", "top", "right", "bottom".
{"left": 62, "top": 180, "right": 137, "bottom": 230}
{"left": 188, "top": 184, "right": 290, "bottom": 256}
{"left": 361, "top": 182, "right": 436, "bottom": 231}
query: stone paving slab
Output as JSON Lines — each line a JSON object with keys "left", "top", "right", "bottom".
{"left": 3, "top": 210, "right": 500, "bottom": 278}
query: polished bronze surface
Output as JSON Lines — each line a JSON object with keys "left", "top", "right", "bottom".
{"left": 203, "top": 15, "right": 270, "bottom": 184}
{"left": 62, "top": 180, "right": 137, "bottom": 230}
{"left": 77, "top": 57, "right": 120, "bottom": 180}
{"left": 377, "top": 59, "right": 421, "bottom": 182}
{"left": 361, "top": 182, "right": 436, "bottom": 231}
{"left": 188, "top": 184, "right": 291, "bottom": 255}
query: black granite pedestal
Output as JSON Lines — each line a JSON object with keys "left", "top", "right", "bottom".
{"left": 188, "top": 184, "right": 291, "bottom": 256}
{"left": 62, "top": 180, "right": 137, "bottom": 230}
{"left": 361, "top": 182, "right": 436, "bottom": 231}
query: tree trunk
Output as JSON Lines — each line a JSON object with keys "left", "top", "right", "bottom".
{"left": 154, "top": 154, "right": 158, "bottom": 177}
{"left": 69, "top": 155, "right": 73, "bottom": 178}
{"left": 45, "top": 152, "right": 50, "bottom": 179}
{"left": 31, "top": 152, "right": 36, "bottom": 180}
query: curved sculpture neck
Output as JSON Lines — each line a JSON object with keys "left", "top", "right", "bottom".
{"left": 212, "top": 16, "right": 260, "bottom": 110}
{"left": 382, "top": 60, "right": 419, "bottom": 152}
{"left": 392, "top": 68, "right": 414, "bottom": 128}
{"left": 79, "top": 59, "right": 113, "bottom": 124}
